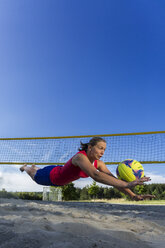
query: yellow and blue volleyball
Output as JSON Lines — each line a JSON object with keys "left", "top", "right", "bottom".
{"left": 116, "top": 159, "right": 144, "bottom": 182}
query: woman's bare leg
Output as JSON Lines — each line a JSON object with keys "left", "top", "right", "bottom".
{"left": 31, "top": 164, "right": 40, "bottom": 170}
{"left": 20, "top": 164, "right": 40, "bottom": 180}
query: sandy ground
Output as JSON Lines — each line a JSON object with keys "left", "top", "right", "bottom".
{"left": 0, "top": 198, "right": 165, "bottom": 248}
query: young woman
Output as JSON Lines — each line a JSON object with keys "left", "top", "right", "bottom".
{"left": 20, "top": 137, "right": 154, "bottom": 201}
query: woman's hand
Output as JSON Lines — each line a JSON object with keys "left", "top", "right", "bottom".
{"left": 131, "top": 194, "right": 156, "bottom": 201}
{"left": 127, "top": 177, "right": 151, "bottom": 188}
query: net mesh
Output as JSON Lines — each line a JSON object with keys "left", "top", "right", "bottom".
{"left": 0, "top": 131, "right": 165, "bottom": 165}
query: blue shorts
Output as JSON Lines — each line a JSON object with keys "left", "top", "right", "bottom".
{"left": 34, "top": 165, "right": 62, "bottom": 186}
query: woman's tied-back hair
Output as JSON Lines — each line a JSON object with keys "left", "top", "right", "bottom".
{"left": 79, "top": 137, "right": 106, "bottom": 152}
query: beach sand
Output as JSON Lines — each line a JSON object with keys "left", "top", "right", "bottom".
{"left": 0, "top": 198, "right": 165, "bottom": 248}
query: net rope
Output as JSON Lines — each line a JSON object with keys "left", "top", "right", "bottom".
{"left": 0, "top": 131, "right": 165, "bottom": 165}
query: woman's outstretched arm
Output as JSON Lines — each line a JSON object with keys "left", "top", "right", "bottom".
{"left": 72, "top": 154, "right": 151, "bottom": 189}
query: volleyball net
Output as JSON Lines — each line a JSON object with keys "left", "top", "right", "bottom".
{"left": 0, "top": 131, "right": 165, "bottom": 165}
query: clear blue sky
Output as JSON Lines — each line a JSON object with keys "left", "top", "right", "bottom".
{"left": 0, "top": 1, "right": 165, "bottom": 191}
{"left": 0, "top": 0, "right": 165, "bottom": 138}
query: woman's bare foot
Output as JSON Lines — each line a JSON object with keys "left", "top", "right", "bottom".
{"left": 20, "top": 164, "right": 27, "bottom": 172}
{"left": 19, "top": 164, "right": 40, "bottom": 180}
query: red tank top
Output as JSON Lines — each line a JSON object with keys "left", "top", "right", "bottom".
{"left": 49, "top": 150, "right": 97, "bottom": 186}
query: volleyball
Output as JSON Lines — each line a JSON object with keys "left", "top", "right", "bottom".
{"left": 116, "top": 159, "right": 144, "bottom": 182}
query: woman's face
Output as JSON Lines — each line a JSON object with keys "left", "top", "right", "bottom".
{"left": 89, "top": 141, "right": 106, "bottom": 160}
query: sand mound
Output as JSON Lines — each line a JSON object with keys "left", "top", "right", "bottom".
{"left": 0, "top": 198, "right": 165, "bottom": 248}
